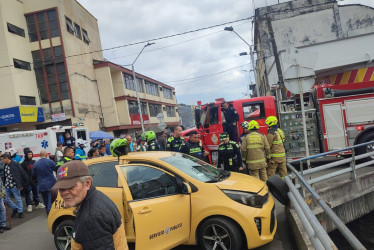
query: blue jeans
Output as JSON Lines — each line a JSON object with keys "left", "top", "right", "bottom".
{"left": 41, "top": 191, "right": 52, "bottom": 215}
{"left": 5, "top": 187, "right": 23, "bottom": 213}
{"left": 25, "top": 184, "right": 40, "bottom": 206}
{"left": 0, "top": 198, "right": 6, "bottom": 227}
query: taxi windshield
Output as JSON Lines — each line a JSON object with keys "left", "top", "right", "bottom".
{"left": 160, "top": 154, "right": 226, "bottom": 182}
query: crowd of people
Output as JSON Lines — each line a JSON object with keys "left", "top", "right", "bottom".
{"left": 0, "top": 149, "right": 56, "bottom": 234}
{"left": 0, "top": 117, "right": 286, "bottom": 235}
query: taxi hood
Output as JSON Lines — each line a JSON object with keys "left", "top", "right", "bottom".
{"left": 215, "top": 172, "right": 266, "bottom": 193}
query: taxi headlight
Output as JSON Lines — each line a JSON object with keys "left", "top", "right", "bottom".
{"left": 222, "top": 190, "right": 268, "bottom": 208}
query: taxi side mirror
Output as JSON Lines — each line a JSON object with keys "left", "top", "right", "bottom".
{"left": 181, "top": 182, "right": 192, "bottom": 194}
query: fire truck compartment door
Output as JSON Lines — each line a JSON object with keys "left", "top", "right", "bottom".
{"left": 345, "top": 98, "right": 374, "bottom": 125}
{"left": 323, "top": 103, "right": 347, "bottom": 150}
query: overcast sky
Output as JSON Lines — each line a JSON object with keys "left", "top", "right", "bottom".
{"left": 76, "top": 0, "right": 373, "bottom": 105}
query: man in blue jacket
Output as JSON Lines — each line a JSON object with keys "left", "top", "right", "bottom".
{"left": 32, "top": 150, "right": 57, "bottom": 214}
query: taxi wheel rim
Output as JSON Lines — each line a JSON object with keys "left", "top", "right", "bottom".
{"left": 202, "top": 223, "right": 231, "bottom": 250}
{"left": 56, "top": 225, "right": 73, "bottom": 250}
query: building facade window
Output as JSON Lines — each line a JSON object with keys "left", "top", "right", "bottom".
{"left": 82, "top": 29, "right": 90, "bottom": 44}
{"left": 13, "top": 59, "right": 31, "bottom": 71}
{"left": 74, "top": 23, "right": 82, "bottom": 39}
{"left": 25, "top": 10, "right": 59, "bottom": 42}
{"left": 163, "top": 88, "right": 172, "bottom": 99}
{"left": 128, "top": 101, "right": 147, "bottom": 115}
{"left": 7, "top": 23, "right": 25, "bottom": 37}
{"left": 145, "top": 81, "right": 159, "bottom": 96}
{"left": 32, "top": 46, "right": 70, "bottom": 104}
{"left": 65, "top": 17, "right": 74, "bottom": 35}
{"left": 149, "top": 103, "right": 161, "bottom": 117}
{"left": 123, "top": 73, "right": 143, "bottom": 92}
{"left": 166, "top": 106, "right": 175, "bottom": 117}
{"left": 20, "top": 96, "right": 36, "bottom": 105}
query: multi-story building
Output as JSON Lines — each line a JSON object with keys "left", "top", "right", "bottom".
{"left": 0, "top": 0, "right": 103, "bottom": 132}
{"left": 0, "top": 0, "right": 179, "bottom": 136}
{"left": 94, "top": 61, "right": 179, "bottom": 137}
{"left": 254, "top": 0, "right": 374, "bottom": 98}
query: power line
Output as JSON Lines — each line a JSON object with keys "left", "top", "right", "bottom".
{"left": 0, "top": 17, "right": 252, "bottom": 70}
{"left": 166, "top": 63, "right": 250, "bottom": 85}
{"left": 112, "top": 20, "right": 252, "bottom": 62}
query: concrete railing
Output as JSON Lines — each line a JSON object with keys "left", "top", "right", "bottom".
{"left": 285, "top": 141, "right": 374, "bottom": 250}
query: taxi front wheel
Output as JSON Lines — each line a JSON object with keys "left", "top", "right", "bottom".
{"left": 54, "top": 219, "right": 74, "bottom": 250}
{"left": 198, "top": 217, "right": 243, "bottom": 250}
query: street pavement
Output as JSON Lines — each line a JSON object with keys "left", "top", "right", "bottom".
{"left": 0, "top": 198, "right": 292, "bottom": 250}
{"left": 0, "top": 208, "right": 55, "bottom": 250}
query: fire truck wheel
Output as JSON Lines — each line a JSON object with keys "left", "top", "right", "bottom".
{"left": 267, "top": 175, "right": 289, "bottom": 206}
{"left": 356, "top": 131, "right": 374, "bottom": 160}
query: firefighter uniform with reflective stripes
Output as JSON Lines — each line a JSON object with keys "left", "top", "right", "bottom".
{"left": 167, "top": 136, "right": 185, "bottom": 152}
{"left": 217, "top": 141, "right": 242, "bottom": 172}
{"left": 181, "top": 140, "right": 207, "bottom": 161}
{"left": 241, "top": 131, "right": 270, "bottom": 181}
{"left": 266, "top": 127, "right": 287, "bottom": 178}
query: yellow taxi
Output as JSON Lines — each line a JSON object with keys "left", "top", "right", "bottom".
{"left": 48, "top": 152, "right": 276, "bottom": 250}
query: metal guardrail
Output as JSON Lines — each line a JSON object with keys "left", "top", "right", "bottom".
{"left": 285, "top": 141, "right": 374, "bottom": 250}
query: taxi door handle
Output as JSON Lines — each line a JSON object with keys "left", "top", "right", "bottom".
{"left": 138, "top": 207, "right": 152, "bottom": 214}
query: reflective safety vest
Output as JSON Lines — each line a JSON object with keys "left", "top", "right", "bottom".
{"left": 147, "top": 140, "right": 160, "bottom": 151}
{"left": 166, "top": 136, "right": 185, "bottom": 152}
{"left": 217, "top": 141, "right": 242, "bottom": 169}
{"left": 56, "top": 157, "right": 71, "bottom": 167}
{"left": 181, "top": 140, "right": 206, "bottom": 161}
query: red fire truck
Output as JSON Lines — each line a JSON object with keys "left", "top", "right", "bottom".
{"left": 183, "top": 81, "right": 374, "bottom": 163}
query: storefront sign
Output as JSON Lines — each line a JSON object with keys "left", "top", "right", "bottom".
{"left": 51, "top": 113, "right": 66, "bottom": 122}
{"left": 0, "top": 106, "right": 44, "bottom": 126}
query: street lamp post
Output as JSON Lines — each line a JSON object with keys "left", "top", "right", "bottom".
{"left": 131, "top": 42, "right": 155, "bottom": 133}
{"left": 224, "top": 26, "right": 260, "bottom": 97}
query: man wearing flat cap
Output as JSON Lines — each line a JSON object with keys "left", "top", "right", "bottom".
{"left": 52, "top": 161, "right": 128, "bottom": 250}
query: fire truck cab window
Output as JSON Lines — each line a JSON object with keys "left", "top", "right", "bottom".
{"left": 203, "top": 105, "right": 219, "bottom": 128}
{"left": 243, "top": 102, "right": 266, "bottom": 120}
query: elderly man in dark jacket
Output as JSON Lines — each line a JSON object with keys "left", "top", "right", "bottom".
{"left": 52, "top": 161, "right": 128, "bottom": 250}
{"left": 32, "top": 150, "right": 57, "bottom": 214}
{"left": 1, "top": 153, "right": 30, "bottom": 218}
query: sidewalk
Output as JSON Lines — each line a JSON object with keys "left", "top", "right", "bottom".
{"left": 0, "top": 213, "right": 55, "bottom": 250}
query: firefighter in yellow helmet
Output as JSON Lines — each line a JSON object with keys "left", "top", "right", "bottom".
{"left": 241, "top": 120, "right": 270, "bottom": 181}
{"left": 265, "top": 116, "right": 287, "bottom": 178}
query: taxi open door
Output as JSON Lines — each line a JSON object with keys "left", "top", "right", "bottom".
{"left": 115, "top": 164, "right": 191, "bottom": 250}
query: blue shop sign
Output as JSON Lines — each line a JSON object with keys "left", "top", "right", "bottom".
{"left": 0, "top": 106, "right": 45, "bottom": 126}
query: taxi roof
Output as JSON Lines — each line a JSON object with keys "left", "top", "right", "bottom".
{"left": 120, "top": 151, "right": 177, "bottom": 160}
{"left": 82, "top": 151, "right": 179, "bottom": 167}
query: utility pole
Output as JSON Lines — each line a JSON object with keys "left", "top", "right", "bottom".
{"left": 131, "top": 42, "right": 155, "bottom": 133}
{"left": 224, "top": 26, "right": 260, "bottom": 97}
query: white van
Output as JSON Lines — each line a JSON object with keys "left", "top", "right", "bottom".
{"left": 0, "top": 126, "right": 89, "bottom": 160}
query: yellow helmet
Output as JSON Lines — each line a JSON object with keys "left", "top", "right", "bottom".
{"left": 265, "top": 116, "right": 278, "bottom": 127}
{"left": 248, "top": 120, "right": 259, "bottom": 130}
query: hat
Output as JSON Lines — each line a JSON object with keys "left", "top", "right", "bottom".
{"left": 52, "top": 161, "right": 90, "bottom": 190}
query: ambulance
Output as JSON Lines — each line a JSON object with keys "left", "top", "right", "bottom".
{"left": 0, "top": 126, "right": 89, "bottom": 159}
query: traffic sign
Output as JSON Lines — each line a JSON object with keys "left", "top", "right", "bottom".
{"left": 156, "top": 113, "right": 164, "bottom": 121}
